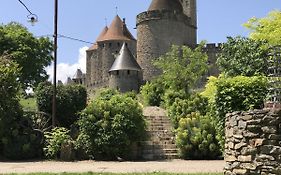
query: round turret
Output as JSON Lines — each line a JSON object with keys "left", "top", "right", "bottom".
{"left": 136, "top": 0, "right": 197, "bottom": 81}
{"left": 109, "top": 43, "right": 142, "bottom": 93}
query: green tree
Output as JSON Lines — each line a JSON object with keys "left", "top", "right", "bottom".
{"left": 0, "top": 56, "right": 42, "bottom": 159}
{"left": 76, "top": 89, "right": 146, "bottom": 160}
{"left": 244, "top": 10, "right": 281, "bottom": 46}
{"left": 0, "top": 22, "right": 53, "bottom": 89}
{"left": 0, "top": 56, "right": 22, "bottom": 139}
{"left": 36, "top": 82, "right": 87, "bottom": 129}
{"left": 154, "top": 43, "right": 208, "bottom": 94}
{"left": 217, "top": 36, "right": 269, "bottom": 77}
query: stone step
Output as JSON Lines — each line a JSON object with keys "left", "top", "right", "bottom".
{"left": 163, "top": 148, "right": 178, "bottom": 154}
{"left": 164, "top": 153, "right": 179, "bottom": 159}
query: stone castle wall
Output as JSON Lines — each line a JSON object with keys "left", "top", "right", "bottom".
{"left": 86, "top": 40, "right": 136, "bottom": 90}
{"left": 136, "top": 10, "right": 196, "bottom": 81}
{"left": 224, "top": 110, "right": 281, "bottom": 175}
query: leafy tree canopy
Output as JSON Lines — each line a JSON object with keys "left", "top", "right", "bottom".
{"left": 153, "top": 43, "right": 208, "bottom": 95}
{"left": 217, "top": 36, "right": 269, "bottom": 77}
{"left": 0, "top": 22, "right": 53, "bottom": 89}
{"left": 244, "top": 10, "right": 281, "bottom": 46}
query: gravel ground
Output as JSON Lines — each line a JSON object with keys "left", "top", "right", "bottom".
{"left": 0, "top": 160, "right": 224, "bottom": 174}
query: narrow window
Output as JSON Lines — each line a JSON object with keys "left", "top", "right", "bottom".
{"left": 127, "top": 70, "right": 130, "bottom": 75}
{"left": 116, "top": 70, "right": 119, "bottom": 75}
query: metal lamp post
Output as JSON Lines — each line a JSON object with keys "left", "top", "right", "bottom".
{"left": 52, "top": 0, "right": 58, "bottom": 127}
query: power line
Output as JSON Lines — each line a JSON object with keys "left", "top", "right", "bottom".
{"left": 37, "top": 34, "right": 94, "bottom": 45}
{"left": 58, "top": 34, "right": 94, "bottom": 44}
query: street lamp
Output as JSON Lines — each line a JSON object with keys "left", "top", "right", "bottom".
{"left": 52, "top": 0, "right": 58, "bottom": 127}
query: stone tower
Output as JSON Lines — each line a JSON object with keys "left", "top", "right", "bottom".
{"left": 86, "top": 15, "right": 136, "bottom": 90}
{"left": 109, "top": 43, "right": 142, "bottom": 92}
{"left": 136, "top": 0, "right": 197, "bottom": 81}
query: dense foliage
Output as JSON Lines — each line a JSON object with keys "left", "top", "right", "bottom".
{"left": 215, "top": 76, "right": 268, "bottom": 119}
{"left": 44, "top": 127, "right": 73, "bottom": 159}
{"left": 244, "top": 10, "right": 281, "bottom": 47}
{"left": 176, "top": 112, "right": 220, "bottom": 160}
{"left": 154, "top": 44, "right": 208, "bottom": 94}
{"left": 76, "top": 89, "right": 146, "bottom": 160}
{"left": 201, "top": 76, "right": 268, "bottom": 151}
{"left": 168, "top": 93, "right": 208, "bottom": 128}
{"left": 217, "top": 36, "right": 269, "bottom": 77}
{"left": 141, "top": 44, "right": 208, "bottom": 107}
{"left": 0, "top": 23, "right": 53, "bottom": 89}
{"left": 140, "top": 79, "right": 165, "bottom": 106}
{"left": 36, "top": 82, "right": 87, "bottom": 128}
{"left": 0, "top": 57, "right": 42, "bottom": 159}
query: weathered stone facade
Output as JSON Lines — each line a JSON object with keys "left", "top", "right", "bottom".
{"left": 136, "top": 0, "right": 197, "bottom": 81}
{"left": 78, "top": 0, "right": 221, "bottom": 93}
{"left": 224, "top": 110, "right": 281, "bottom": 175}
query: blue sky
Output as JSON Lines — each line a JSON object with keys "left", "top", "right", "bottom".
{"left": 1, "top": 0, "right": 280, "bottom": 82}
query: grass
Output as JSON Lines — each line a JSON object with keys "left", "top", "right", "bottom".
{"left": 19, "top": 97, "right": 37, "bottom": 111}
{"left": 6, "top": 173, "right": 223, "bottom": 175}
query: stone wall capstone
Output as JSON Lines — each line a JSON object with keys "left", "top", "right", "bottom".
{"left": 224, "top": 110, "right": 281, "bottom": 175}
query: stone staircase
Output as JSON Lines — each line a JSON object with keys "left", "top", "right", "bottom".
{"left": 140, "top": 107, "right": 178, "bottom": 160}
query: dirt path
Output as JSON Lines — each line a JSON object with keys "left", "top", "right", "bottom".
{"left": 0, "top": 160, "right": 224, "bottom": 174}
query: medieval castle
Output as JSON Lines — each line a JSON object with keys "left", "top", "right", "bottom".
{"left": 69, "top": 0, "right": 220, "bottom": 92}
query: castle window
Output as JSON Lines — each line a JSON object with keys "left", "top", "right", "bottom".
{"left": 117, "top": 42, "right": 120, "bottom": 47}
{"left": 125, "top": 43, "right": 128, "bottom": 46}
{"left": 109, "top": 43, "right": 112, "bottom": 47}
{"left": 116, "top": 70, "right": 119, "bottom": 75}
{"left": 127, "top": 70, "right": 130, "bottom": 75}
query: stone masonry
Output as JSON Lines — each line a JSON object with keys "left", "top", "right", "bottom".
{"left": 224, "top": 110, "right": 281, "bottom": 175}
{"left": 141, "top": 107, "right": 178, "bottom": 160}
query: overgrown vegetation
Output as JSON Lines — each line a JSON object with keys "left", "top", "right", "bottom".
{"left": 36, "top": 82, "right": 87, "bottom": 129}
{"left": 44, "top": 127, "right": 73, "bottom": 159}
{"left": 0, "top": 22, "right": 53, "bottom": 89}
{"left": 0, "top": 57, "right": 43, "bottom": 159}
{"left": 76, "top": 89, "right": 146, "bottom": 160}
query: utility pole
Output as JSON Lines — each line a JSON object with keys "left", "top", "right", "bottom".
{"left": 52, "top": 0, "right": 58, "bottom": 127}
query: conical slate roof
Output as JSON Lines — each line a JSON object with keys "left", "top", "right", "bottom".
{"left": 96, "top": 26, "right": 108, "bottom": 42}
{"left": 101, "top": 15, "right": 136, "bottom": 41}
{"left": 87, "top": 26, "right": 108, "bottom": 51}
{"left": 148, "top": 0, "right": 183, "bottom": 12}
{"left": 73, "top": 69, "right": 83, "bottom": 79}
{"left": 109, "top": 43, "right": 141, "bottom": 72}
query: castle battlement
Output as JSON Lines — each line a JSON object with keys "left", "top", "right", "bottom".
{"left": 136, "top": 10, "right": 191, "bottom": 26}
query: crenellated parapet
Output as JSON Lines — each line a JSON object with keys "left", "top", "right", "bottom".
{"left": 136, "top": 10, "right": 191, "bottom": 27}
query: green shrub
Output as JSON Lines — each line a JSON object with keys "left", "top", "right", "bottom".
{"left": 168, "top": 93, "right": 208, "bottom": 128}
{"left": 215, "top": 76, "right": 268, "bottom": 120}
{"left": 0, "top": 57, "right": 42, "bottom": 159}
{"left": 76, "top": 89, "right": 146, "bottom": 160}
{"left": 36, "top": 82, "right": 87, "bottom": 128}
{"left": 207, "top": 76, "right": 268, "bottom": 151}
{"left": 176, "top": 112, "right": 220, "bottom": 160}
{"left": 140, "top": 80, "right": 165, "bottom": 106}
{"left": 44, "top": 127, "right": 72, "bottom": 159}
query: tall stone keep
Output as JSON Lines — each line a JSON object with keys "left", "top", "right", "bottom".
{"left": 136, "top": 0, "right": 197, "bottom": 81}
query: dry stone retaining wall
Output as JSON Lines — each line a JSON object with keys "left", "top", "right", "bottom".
{"left": 224, "top": 109, "right": 281, "bottom": 175}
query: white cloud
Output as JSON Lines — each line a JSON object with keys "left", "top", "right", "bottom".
{"left": 46, "top": 46, "right": 88, "bottom": 84}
